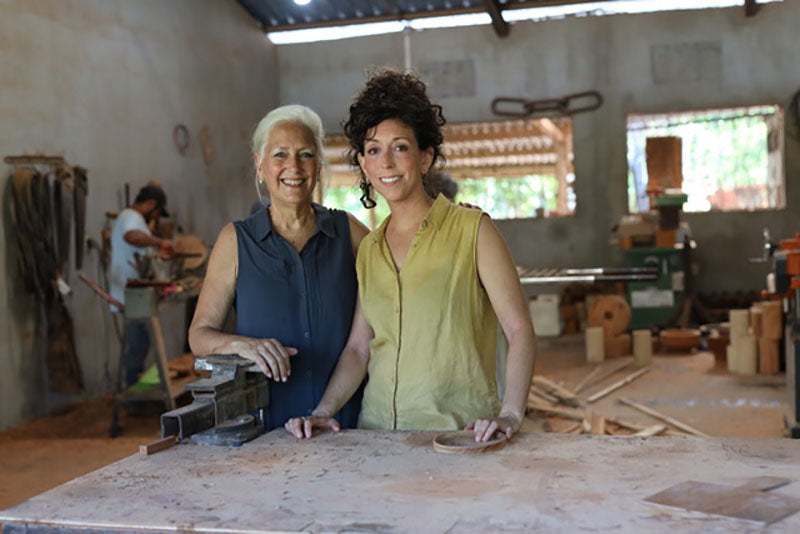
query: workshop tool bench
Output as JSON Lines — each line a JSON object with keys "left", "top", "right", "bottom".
{"left": 110, "top": 284, "right": 200, "bottom": 437}
{"left": 2, "top": 430, "right": 800, "bottom": 532}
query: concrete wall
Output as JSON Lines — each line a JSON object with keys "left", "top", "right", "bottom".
{"left": 275, "top": 2, "right": 800, "bottom": 293}
{"left": 0, "top": 0, "right": 277, "bottom": 429}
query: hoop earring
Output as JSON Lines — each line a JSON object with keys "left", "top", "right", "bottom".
{"left": 359, "top": 178, "right": 377, "bottom": 209}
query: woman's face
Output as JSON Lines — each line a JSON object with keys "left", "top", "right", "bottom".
{"left": 256, "top": 121, "right": 319, "bottom": 207}
{"left": 357, "top": 118, "right": 433, "bottom": 205}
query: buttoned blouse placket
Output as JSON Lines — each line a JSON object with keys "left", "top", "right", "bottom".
{"left": 381, "top": 216, "right": 432, "bottom": 429}
{"left": 278, "top": 231, "right": 316, "bottom": 410}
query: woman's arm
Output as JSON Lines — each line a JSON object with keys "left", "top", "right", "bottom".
{"left": 284, "top": 297, "right": 373, "bottom": 438}
{"left": 468, "top": 214, "right": 537, "bottom": 441}
{"left": 188, "top": 223, "right": 297, "bottom": 381}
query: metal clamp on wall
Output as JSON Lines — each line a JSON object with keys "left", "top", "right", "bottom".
{"left": 491, "top": 90, "right": 603, "bottom": 118}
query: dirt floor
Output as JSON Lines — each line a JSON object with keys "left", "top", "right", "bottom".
{"left": 0, "top": 333, "right": 790, "bottom": 511}
{"left": 0, "top": 397, "right": 161, "bottom": 510}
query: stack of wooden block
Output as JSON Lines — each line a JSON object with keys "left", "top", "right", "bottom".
{"left": 752, "top": 301, "right": 783, "bottom": 375}
{"left": 587, "top": 295, "right": 632, "bottom": 359}
{"left": 726, "top": 304, "right": 783, "bottom": 375}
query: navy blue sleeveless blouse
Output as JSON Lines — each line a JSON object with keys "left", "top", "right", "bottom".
{"left": 233, "top": 204, "right": 362, "bottom": 430}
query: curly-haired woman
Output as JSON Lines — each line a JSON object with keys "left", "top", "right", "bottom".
{"left": 285, "top": 70, "right": 536, "bottom": 442}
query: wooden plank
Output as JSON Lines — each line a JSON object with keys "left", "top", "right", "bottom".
{"left": 149, "top": 315, "right": 176, "bottom": 410}
{"left": 562, "top": 422, "right": 582, "bottom": 434}
{"left": 576, "top": 358, "right": 632, "bottom": 394}
{"left": 573, "top": 365, "right": 601, "bottom": 393}
{"left": 527, "top": 398, "right": 584, "bottom": 421}
{"left": 532, "top": 376, "right": 582, "bottom": 406}
{"left": 529, "top": 385, "right": 560, "bottom": 405}
{"left": 605, "top": 416, "right": 688, "bottom": 437}
{"left": 587, "top": 367, "right": 650, "bottom": 403}
{"left": 645, "top": 480, "right": 800, "bottom": 524}
{"left": 618, "top": 397, "right": 710, "bottom": 437}
{"left": 139, "top": 436, "right": 177, "bottom": 456}
{"left": 632, "top": 424, "right": 666, "bottom": 437}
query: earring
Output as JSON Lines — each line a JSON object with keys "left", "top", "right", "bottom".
{"left": 359, "top": 177, "right": 377, "bottom": 209}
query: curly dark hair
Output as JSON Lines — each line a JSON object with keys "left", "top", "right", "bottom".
{"left": 343, "top": 68, "right": 446, "bottom": 183}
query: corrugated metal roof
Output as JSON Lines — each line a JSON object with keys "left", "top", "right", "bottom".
{"left": 235, "top": 0, "right": 584, "bottom": 31}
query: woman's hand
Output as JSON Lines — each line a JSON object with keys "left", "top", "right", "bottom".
{"left": 284, "top": 415, "right": 340, "bottom": 439}
{"left": 230, "top": 338, "right": 298, "bottom": 382}
{"left": 465, "top": 412, "right": 523, "bottom": 442}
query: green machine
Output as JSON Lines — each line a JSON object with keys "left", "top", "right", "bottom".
{"left": 624, "top": 246, "right": 685, "bottom": 329}
{"left": 624, "top": 190, "right": 689, "bottom": 329}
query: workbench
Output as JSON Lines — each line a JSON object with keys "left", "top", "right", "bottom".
{"left": 2, "top": 430, "right": 800, "bottom": 533}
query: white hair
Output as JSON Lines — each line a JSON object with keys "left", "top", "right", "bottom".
{"left": 251, "top": 105, "right": 326, "bottom": 205}
{"left": 252, "top": 104, "right": 325, "bottom": 162}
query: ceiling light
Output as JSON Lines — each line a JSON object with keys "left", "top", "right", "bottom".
{"left": 294, "top": 0, "right": 312, "bottom": 6}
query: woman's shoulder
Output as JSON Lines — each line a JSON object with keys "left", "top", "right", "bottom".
{"left": 315, "top": 204, "right": 370, "bottom": 245}
{"left": 232, "top": 207, "right": 267, "bottom": 239}
{"left": 442, "top": 200, "right": 486, "bottom": 228}
{"left": 312, "top": 203, "right": 348, "bottom": 225}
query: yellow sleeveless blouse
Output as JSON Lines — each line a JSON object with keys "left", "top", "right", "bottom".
{"left": 356, "top": 194, "right": 500, "bottom": 430}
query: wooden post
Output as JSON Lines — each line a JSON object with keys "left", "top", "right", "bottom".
{"left": 150, "top": 315, "right": 177, "bottom": 410}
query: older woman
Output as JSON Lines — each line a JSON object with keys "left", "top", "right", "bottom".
{"left": 188, "top": 105, "right": 368, "bottom": 431}
{"left": 286, "top": 70, "right": 536, "bottom": 442}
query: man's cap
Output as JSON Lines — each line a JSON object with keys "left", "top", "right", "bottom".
{"left": 135, "top": 185, "right": 169, "bottom": 217}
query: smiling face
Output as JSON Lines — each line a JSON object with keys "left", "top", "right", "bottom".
{"left": 357, "top": 118, "right": 433, "bottom": 205}
{"left": 255, "top": 121, "right": 319, "bottom": 208}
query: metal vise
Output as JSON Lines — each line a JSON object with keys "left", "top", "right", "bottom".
{"left": 160, "top": 354, "right": 268, "bottom": 446}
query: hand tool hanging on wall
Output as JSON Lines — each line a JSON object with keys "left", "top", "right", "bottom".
{"left": 6, "top": 154, "right": 84, "bottom": 394}
{"left": 491, "top": 90, "right": 603, "bottom": 118}
{"left": 73, "top": 166, "right": 88, "bottom": 270}
{"left": 54, "top": 165, "right": 73, "bottom": 273}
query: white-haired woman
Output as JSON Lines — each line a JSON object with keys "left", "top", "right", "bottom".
{"left": 189, "top": 105, "right": 369, "bottom": 430}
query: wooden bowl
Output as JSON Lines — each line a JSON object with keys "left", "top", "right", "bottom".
{"left": 432, "top": 430, "right": 507, "bottom": 454}
{"left": 659, "top": 328, "right": 701, "bottom": 352}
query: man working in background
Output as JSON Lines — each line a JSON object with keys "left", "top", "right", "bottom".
{"left": 109, "top": 184, "right": 174, "bottom": 387}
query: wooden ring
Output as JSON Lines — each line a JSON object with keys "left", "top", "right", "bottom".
{"left": 432, "top": 430, "right": 507, "bottom": 454}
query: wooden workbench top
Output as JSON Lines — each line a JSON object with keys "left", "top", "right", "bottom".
{"left": 2, "top": 430, "right": 800, "bottom": 533}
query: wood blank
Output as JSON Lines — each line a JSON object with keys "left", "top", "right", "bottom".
{"left": 587, "top": 367, "right": 650, "bottom": 403}
{"left": 759, "top": 338, "right": 780, "bottom": 375}
{"left": 761, "top": 301, "right": 783, "bottom": 340}
{"left": 139, "top": 436, "right": 177, "bottom": 456}
{"left": 618, "top": 397, "right": 710, "bottom": 437}
{"left": 645, "top": 136, "right": 682, "bottom": 190}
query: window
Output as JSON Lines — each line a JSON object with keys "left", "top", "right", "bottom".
{"left": 626, "top": 106, "right": 785, "bottom": 213}
{"left": 321, "top": 118, "right": 575, "bottom": 228}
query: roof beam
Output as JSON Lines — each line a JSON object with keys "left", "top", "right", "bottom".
{"left": 744, "top": 0, "right": 761, "bottom": 17}
{"left": 482, "top": 0, "right": 510, "bottom": 38}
